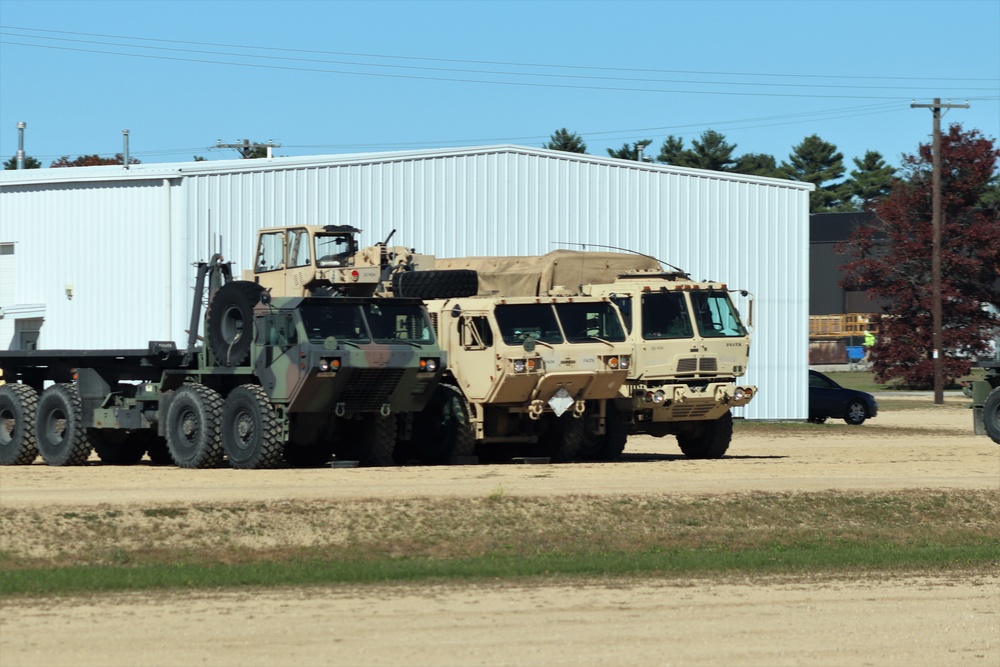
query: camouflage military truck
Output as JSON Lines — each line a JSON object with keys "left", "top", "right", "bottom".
{"left": 0, "top": 256, "right": 444, "bottom": 469}
{"left": 397, "top": 294, "right": 632, "bottom": 464}
{"left": 433, "top": 250, "right": 756, "bottom": 458}
{"left": 963, "top": 334, "right": 1000, "bottom": 444}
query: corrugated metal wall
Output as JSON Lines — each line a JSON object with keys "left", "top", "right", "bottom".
{"left": 1, "top": 146, "right": 810, "bottom": 418}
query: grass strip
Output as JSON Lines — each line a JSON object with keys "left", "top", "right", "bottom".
{"left": 2, "top": 542, "right": 997, "bottom": 597}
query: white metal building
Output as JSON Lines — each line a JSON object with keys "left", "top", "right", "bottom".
{"left": 0, "top": 145, "right": 812, "bottom": 419}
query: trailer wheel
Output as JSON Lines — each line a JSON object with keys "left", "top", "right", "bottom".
{"left": 36, "top": 384, "right": 92, "bottom": 466}
{"left": 411, "top": 384, "right": 475, "bottom": 464}
{"left": 207, "top": 281, "right": 264, "bottom": 367}
{"left": 221, "top": 384, "right": 286, "bottom": 469}
{"left": 0, "top": 383, "right": 39, "bottom": 465}
{"left": 165, "top": 383, "right": 225, "bottom": 468}
{"left": 391, "top": 269, "right": 478, "bottom": 299}
{"left": 90, "top": 429, "right": 146, "bottom": 465}
{"left": 984, "top": 387, "right": 1000, "bottom": 445}
{"left": 677, "top": 411, "right": 732, "bottom": 459}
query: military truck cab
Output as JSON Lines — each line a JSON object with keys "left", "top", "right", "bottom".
{"left": 407, "top": 295, "right": 632, "bottom": 464}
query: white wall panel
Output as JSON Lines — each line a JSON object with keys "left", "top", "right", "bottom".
{"left": 2, "top": 147, "right": 810, "bottom": 418}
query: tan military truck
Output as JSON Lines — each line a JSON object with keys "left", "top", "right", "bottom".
{"left": 434, "top": 250, "right": 756, "bottom": 458}
{"left": 401, "top": 294, "right": 633, "bottom": 464}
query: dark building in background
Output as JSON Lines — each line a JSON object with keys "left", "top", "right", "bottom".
{"left": 810, "top": 212, "right": 886, "bottom": 316}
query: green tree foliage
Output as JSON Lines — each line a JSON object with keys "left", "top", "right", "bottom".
{"left": 732, "top": 152, "right": 780, "bottom": 178}
{"left": 544, "top": 128, "right": 587, "bottom": 154}
{"left": 656, "top": 130, "right": 736, "bottom": 171}
{"left": 50, "top": 153, "right": 140, "bottom": 168}
{"left": 607, "top": 140, "right": 653, "bottom": 162}
{"left": 781, "top": 135, "right": 846, "bottom": 212}
{"left": 3, "top": 155, "right": 41, "bottom": 169}
{"left": 838, "top": 151, "right": 896, "bottom": 211}
{"left": 838, "top": 124, "right": 1000, "bottom": 388}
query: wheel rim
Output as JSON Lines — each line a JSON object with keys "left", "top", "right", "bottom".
{"left": 43, "top": 408, "right": 68, "bottom": 450}
{"left": 1, "top": 407, "right": 14, "bottom": 446}
{"left": 847, "top": 402, "right": 866, "bottom": 422}
{"left": 221, "top": 304, "right": 245, "bottom": 344}
{"left": 177, "top": 407, "right": 199, "bottom": 452}
{"left": 231, "top": 408, "right": 255, "bottom": 452}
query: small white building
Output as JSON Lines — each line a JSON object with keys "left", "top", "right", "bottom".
{"left": 0, "top": 145, "right": 812, "bottom": 419}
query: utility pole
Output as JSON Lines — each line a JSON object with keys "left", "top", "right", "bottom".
{"left": 910, "top": 98, "right": 969, "bottom": 405}
{"left": 215, "top": 139, "right": 281, "bottom": 159}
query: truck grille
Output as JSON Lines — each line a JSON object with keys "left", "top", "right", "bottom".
{"left": 342, "top": 368, "right": 406, "bottom": 411}
{"left": 677, "top": 357, "right": 718, "bottom": 373}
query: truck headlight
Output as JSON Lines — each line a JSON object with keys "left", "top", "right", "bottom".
{"left": 420, "top": 358, "right": 439, "bottom": 372}
{"left": 513, "top": 359, "right": 526, "bottom": 373}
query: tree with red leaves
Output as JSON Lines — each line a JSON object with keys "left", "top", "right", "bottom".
{"left": 839, "top": 124, "right": 1000, "bottom": 388}
{"left": 50, "top": 153, "right": 140, "bottom": 168}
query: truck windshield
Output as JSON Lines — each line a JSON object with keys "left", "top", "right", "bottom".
{"left": 554, "top": 302, "right": 626, "bottom": 343}
{"left": 299, "top": 303, "right": 372, "bottom": 343}
{"left": 360, "top": 302, "right": 436, "bottom": 345}
{"left": 640, "top": 292, "right": 693, "bottom": 340}
{"left": 494, "top": 304, "right": 564, "bottom": 345}
{"left": 314, "top": 233, "right": 357, "bottom": 268}
{"left": 690, "top": 291, "right": 747, "bottom": 338}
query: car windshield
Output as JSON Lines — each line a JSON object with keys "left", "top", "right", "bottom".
{"left": 690, "top": 291, "right": 747, "bottom": 338}
{"left": 314, "top": 233, "right": 357, "bottom": 268}
{"left": 554, "top": 302, "right": 626, "bottom": 343}
{"left": 494, "top": 304, "right": 564, "bottom": 345}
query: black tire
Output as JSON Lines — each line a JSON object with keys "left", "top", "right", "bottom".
{"left": 392, "top": 269, "right": 478, "bottom": 299}
{"left": 90, "top": 429, "right": 146, "bottom": 465}
{"left": 165, "top": 383, "right": 225, "bottom": 468}
{"left": 677, "top": 411, "right": 732, "bottom": 459}
{"left": 0, "top": 383, "right": 39, "bottom": 465}
{"left": 221, "top": 384, "right": 286, "bottom": 469}
{"left": 36, "top": 384, "right": 92, "bottom": 466}
{"left": 411, "top": 384, "right": 476, "bottom": 464}
{"left": 983, "top": 386, "right": 1000, "bottom": 445}
{"left": 207, "top": 280, "right": 264, "bottom": 367}
{"left": 844, "top": 400, "right": 868, "bottom": 425}
{"left": 545, "top": 414, "right": 584, "bottom": 463}
{"left": 594, "top": 404, "right": 627, "bottom": 462}
{"left": 145, "top": 436, "right": 174, "bottom": 465}
{"left": 334, "top": 415, "right": 397, "bottom": 467}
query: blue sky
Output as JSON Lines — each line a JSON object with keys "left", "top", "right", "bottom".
{"left": 1, "top": 0, "right": 998, "bottom": 171}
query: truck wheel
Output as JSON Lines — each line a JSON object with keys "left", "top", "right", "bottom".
{"left": 221, "top": 384, "right": 286, "bottom": 469}
{"left": 984, "top": 387, "right": 1000, "bottom": 445}
{"left": 90, "top": 429, "right": 146, "bottom": 465}
{"left": 335, "top": 415, "right": 397, "bottom": 466}
{"left": 546, "top": 414, "right": 584, "bottom": 463}
{"left": 145, "top": 436, "right": 174, "bottom": 465}
{"left": 36, "top": 384, "right": 92, "bottom": 466}
{"left": 391, "top": 269, "right": 478, "bottom": 299}
{"left": 677, "top": 411, "right": 732, "bottom": 459}
{"left": 594, "top": 404, "right": 627, "bottom": 462}
{"left": 165, "top": 383, "right": 225, "bottom": 468}
{"left": 412, "top": 384, "right": 475, "bottom": 464}
{"left": 0, "top": 383, "right": 39, "bottom": 465}
{"left": 207, "top": 281, "right": 264, "bottom": 367}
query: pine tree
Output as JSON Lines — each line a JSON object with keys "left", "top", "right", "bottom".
{"left": 607, "top": 140, "right": 653, "bottom": 162}
{"left": 781, "top": 135, "right": 846, "bottom": 212}
{"left": 838, "top": 151, "right": 896, "bottom": 211}
{"left": 544, "top": 128, "right": 587, "bottom": 154}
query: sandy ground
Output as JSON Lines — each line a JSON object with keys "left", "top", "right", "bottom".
{"left": 2, "top": 397, "right": 999, "bottom": 666}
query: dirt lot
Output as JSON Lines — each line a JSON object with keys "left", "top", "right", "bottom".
{"left": 1, "top": 396, "right": 998, "bottom": 666}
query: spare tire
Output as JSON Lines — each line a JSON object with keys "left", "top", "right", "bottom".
{"left": 207, "top": 281, "right": 264, "bottom": 366}
{"left": 392, "top": 269, "right": 478, "bottom": 299}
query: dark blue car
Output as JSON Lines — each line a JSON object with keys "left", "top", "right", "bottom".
{"left": 808, "top": 370, "right": 878, "bottom": 425}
